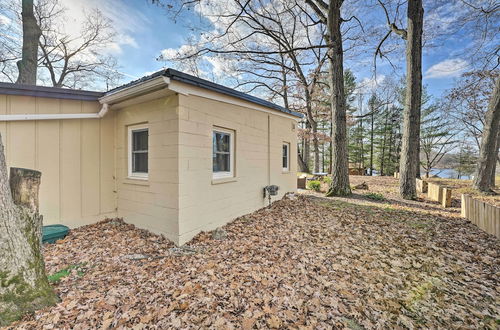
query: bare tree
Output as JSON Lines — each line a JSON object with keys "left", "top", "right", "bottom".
{"left": 36, "top": 4, "right": 120, "bottom": 89}
{"left": 473, "top": 76, "right": 500, "bottom": 192}
{"left": 158, "top": 0, "right": 331, "bottom": 173}
{"left": 376, "top": 0, "right": 423, "bottom": 199}
{"left": 305, "top": 0, "right": 352, "bottom": 196}
{"left": 15, "top": 0, "right": 41, "bottom": 84}
{"left": 0, "top": 0, "right": 122, "bottom": 89}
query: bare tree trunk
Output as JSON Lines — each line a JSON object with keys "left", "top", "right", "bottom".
{"left": 312, "top": 123, "right": 320, "bottom": 173}
{"left": 379, "top": 107, "right": 389, "bottom": 176}
{"left": 298, "top": 151, "right": 309, "bottom": 173}
{"left": 0, "top": 134, "right": 56, "bottom": 326}
{"left": 399, "top": 0, "right": 423, "bottom": 199}
{"left": 473, "top": 76, "right": 500, "bottom": 193}
{"left": 16, "top": 0, "right": 41, "bottom": 85}
{"left": 325, "top": 0, "right": 351, "bottom": 196}
{"left": 488, "top": 130, "right": 499, "bottom": 187}
{"left": 304, "top": 122, "right": 311, "bottom": 172}
{"left": 370, "top": 110, "right": 374, "bottom": 175}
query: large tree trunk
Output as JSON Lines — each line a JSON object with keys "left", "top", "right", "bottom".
{"left": 491, "top": 131, "right": 500, "bottom": 187}
{"left": 298, "top": 151, "right": 309, "bottom": 173}
{"left": 325, "top": 0, "right": 351, "bottom": 196}
{"left": 0, "top": 134, "right": 56, "bottom": 326}
{"left": 16, "top": 0, "right": 41, "bottom": 85}
{"left": 399, "top": 0, "right": 423, "bottom": 199}
{"left": 304, "top": 122, "right": 311, "bottom": 172}
{"left": 473, "top": 76, "right": 500, "bottom": 193}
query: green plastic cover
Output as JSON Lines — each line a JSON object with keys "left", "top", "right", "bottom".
{"left": 42, "top": 224, "right": 69, "bottom": 244}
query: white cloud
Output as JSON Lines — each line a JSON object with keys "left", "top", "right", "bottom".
{"left": 358, "top": 75, "right": 386, "bottom": 94}
{"left": 60, "top": 0, "right": 146, "bottom": 54}
{"left": 425, "top": 58, "right": 468, "bottom": 79}
{"left": 0, "top": 14, "right": 11, "bottom": 25}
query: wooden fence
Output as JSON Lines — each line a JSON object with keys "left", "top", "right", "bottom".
{"left": 427, "top": 182, "right": 452, "bottom": 207}
{"left": 416, "top": 178, "right": 428, "bottom": 193}
{"left": 461, "top": 194, "right": 500, "bottom": 239}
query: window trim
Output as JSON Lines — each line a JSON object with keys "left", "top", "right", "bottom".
{"left": 282, "top": 142, "right": 290, "bottom": 172}
{"left": 212, "top": 127, "right": 235, "bottom": 180}
{"left": 128, "top": 124, "right": 149, "bottom": 180}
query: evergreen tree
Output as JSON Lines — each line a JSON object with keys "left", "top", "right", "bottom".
{"left": 420, "top": 102, "right": 457, "bottom": 178}
{"left": 452, "top": 142, "right": 478, "bottom": 179}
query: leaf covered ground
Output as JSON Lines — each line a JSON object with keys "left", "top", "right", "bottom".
{"left": 6, "top": 179, "right": 500, "bottom": 329}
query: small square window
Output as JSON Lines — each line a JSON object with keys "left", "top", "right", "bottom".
{"left": 128, "top": 124, "right": 148, "bottom": 179}
{"left": 282, "top": 142, "right": 290, "bottom": 172}
{"left": 213, "top": 127, "right": 235, "bottom": 179}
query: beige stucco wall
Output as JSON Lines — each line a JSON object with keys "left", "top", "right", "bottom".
{"left": 113, "top": 95, "right": 180, "bottom": 243}
{"left": 0, "top": 94, "right": 116, "bottom": 227}
{"left": 176, "top": 91, "right": 297, "bottom": 245}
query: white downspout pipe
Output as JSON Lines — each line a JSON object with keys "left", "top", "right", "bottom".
{"left": 0, "top": 103, "right": 109, "bottom": 121}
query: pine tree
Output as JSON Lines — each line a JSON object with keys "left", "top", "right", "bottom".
{"left": 420, "top": 102, "right": 457, "bottom": 178}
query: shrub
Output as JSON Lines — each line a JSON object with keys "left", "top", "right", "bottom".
{"left": 364, "top": 192, "right": 386, "bottom": 201}
{"left": 308, "top": 180, "right": 322, "bottom": 192}
{"left": 323, "top": 176, "right": 332, "bottom": 184}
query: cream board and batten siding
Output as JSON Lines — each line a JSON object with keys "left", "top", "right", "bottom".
{"left": 0, "top": 94, "right": 116, "bottom": 227}
{"left": 113, "top": 95, "right": 180, "bottom": 243}
{"left": 176, "top": 91, "right": 297, "bottom": 245}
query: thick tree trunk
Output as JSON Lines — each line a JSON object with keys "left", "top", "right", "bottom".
{"left": 298, "top": 151, "right": 309, "bottom": 173}
{"left": 0, "top": 134, "right": 56, "bottom": 326}
{"left": 325, "top": 0, "right": 351, "bottom": 196}
{"left": 399, "top": 0, "right": 423, "bottom": 199}
{"left": 491, "top": 132, "right": 500, "bottom": 187}
{"left": 304, "top": 122, "right": 311, "bottom": 172}
{"left": 473, "top": 76, "right": 500, "bottom": 193}
{"left": 16, "top": 0, "right": 42, "bottom": 85}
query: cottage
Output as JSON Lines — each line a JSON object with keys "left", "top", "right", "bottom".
{"left": 0, "top": 69, "right": 301, "bottom": 245}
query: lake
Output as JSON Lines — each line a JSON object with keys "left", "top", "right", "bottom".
{"left": 428, "top": 168, "right": 471, "bottom": 180}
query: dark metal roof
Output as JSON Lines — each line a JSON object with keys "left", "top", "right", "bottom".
{"left": 106, "top": 68, "right": 303, "bottom": 118}
{"left": 0, "top": 69, "right": 303, "bottom": 118}
{"left": 0, "top": 82, "right": 103, "bottom": 101}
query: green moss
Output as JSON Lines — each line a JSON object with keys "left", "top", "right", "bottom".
{"left": 48, "top": 264, "right": 86, "bottom": 283}
{"left": 0, "top": 210, "right": 57, "bottom": 326}
{"left": 0, "top": 269, "right": 58, "bottom": 326}
{"left": 364, "top": 192, "right": 386, "bottom": 201}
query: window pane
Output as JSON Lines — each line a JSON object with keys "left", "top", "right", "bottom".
{"left": 133, "top": 130, "right": 148, "bottom": 151}
{"left": 214, "top": 132, "right": 230, "bottom": 152}
{"left": 213, "top": 153, "right": 230, "bottom": 172}
{"left": 283, "top": 144, "right": 288, "bottom": 168}
{"left": 133, "top": 152, "right": 148, "bottom": 173}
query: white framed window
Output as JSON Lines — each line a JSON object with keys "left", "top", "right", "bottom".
{"left": 212, "top": 127, "right": 235, "bottom": 179}
{"left": 128, "top": 124, "right": 148, "bottom": 179}
{"left": 282, "top": 142, "right": 290, "bottom": 172}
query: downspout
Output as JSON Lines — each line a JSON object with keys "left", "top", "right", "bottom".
{"left": 0, "top": 103, "right": 109, "bottom": 121}
{"left": 268, "top": 115, "right": 271, "bottom": 186}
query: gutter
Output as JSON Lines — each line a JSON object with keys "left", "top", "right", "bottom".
{"left": 0, "top": 103, "right": 109, "bottom": 121}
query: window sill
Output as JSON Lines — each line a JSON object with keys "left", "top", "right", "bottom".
{"left": 282, "top": 169, "right": 290, "bottom": 174}
{"left": 212, "top": 177, "right": 237, "bottom": 185}
{"left": 124, "top": 177, "right": 149, "bottom": 186}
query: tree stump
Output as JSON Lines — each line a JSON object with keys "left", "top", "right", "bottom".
{"left": 0, "top": 134, "right": 56, "bottom": 326}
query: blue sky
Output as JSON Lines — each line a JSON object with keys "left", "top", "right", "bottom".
{"left": 67, "top": 0, "right": 470, "bottom": 100}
